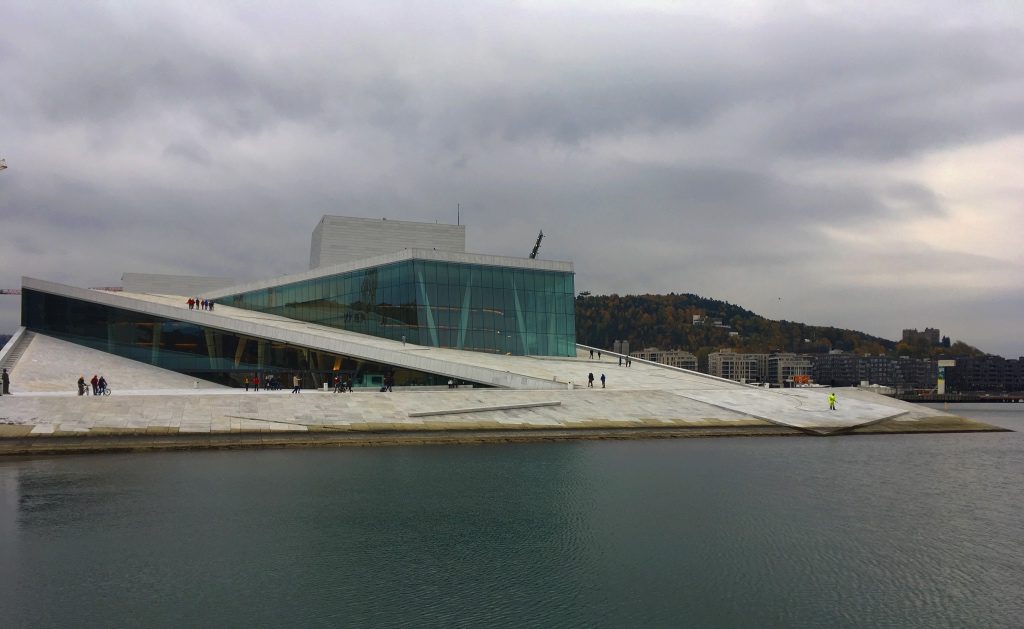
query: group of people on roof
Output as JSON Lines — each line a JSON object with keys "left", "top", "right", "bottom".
{"left": 187, "top": 297, "right": 215, "bottom": 311}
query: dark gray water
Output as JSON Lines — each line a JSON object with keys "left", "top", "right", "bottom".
{"left": 1, "top": 404, "right": 1022, "bottom": 628}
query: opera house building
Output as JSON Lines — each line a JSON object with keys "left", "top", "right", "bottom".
{"left": 17, "top": 216, "right": 576, "bottom": 390}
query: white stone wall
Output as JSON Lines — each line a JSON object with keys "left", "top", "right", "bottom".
{"left": 310, "top": 215, "right": 466, "bottom": 268}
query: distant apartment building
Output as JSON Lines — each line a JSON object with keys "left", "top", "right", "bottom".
{"left": 630, "top": 347, "right": 698, "bottom": 371}
{"left": 811, "top": 351, "right": 860, "bottom": 387}
{"left": 766, "top": 353, "right": 811, "bottom": 387}
{"left": 811, "top": 351, "right": 937, "bottom": 392}
{"left": 944, "top": 356, "right": 1024, "bottom": 393}
{"left": 902, "top": 327, "right": 941, "bottom": 345}
{"left": 708, "top": 349, "right": 767, "bottom": 383}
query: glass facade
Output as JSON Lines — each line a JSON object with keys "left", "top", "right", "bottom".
{"left": 221, "top": 260, "right": 576, "bottom": 356}
{"left": 22, "top": 289, "right": 459, "bottom": 389}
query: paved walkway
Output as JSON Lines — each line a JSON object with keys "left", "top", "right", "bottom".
{"left": 0, "top": 330, "right": 1000, "bottom": 444}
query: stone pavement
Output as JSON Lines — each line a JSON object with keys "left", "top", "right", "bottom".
{"left": 11, "top": 333, "right": 227, "bottom": 393}
{"left": 0, "top": 331, "right": 1000, "bottom": 446}
{"left": 0, "top": 377, "right": 985, "bottom": 442}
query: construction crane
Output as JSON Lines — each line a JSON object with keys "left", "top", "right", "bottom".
{"left": 529, "top": 230, "right": 544, "bottom": 259}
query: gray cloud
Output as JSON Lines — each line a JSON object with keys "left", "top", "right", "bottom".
{"left": 2, "top": 1, "right": 1022, "bottom": 357}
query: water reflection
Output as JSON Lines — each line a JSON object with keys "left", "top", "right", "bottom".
{"left": 0, "top": 405, "right": 1021, "bottom": 628}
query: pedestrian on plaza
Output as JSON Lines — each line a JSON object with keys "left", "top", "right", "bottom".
{"left": 597, "top": 351, "right": 601, "bottom": 359}
{"left": 90, "top": 374, "right": 99, "bottom": 396}
{"left": 828, "top": 392, "right": 837, "bottom": 411}
{"left": 244, "top": 376, "right": 249, "bottom": 391}
{"left": 292, "top": 374, "right": 301, "bottom": 393}
{"left": 187, "top": 298, "right": 194, "bottom": 310}
{"left": 77, "top": 376, "right": 86, "bottom": 396}
{"left": 254, "top": 375, "right": 260, "bottom": 391}
{"left": 0, "top": 367, "right": 7, "bottom": 395}
{"left": 346, "top": 378, "right": 353, "bottom": 392}
{"left": 588, "top": 372, "right": 594, "bottom": 388}
{"left": 448, "top": 378, "right": 454, "bottom": 389}
{"left": 589, "top": 349, "right": 594, "bottom": 359}
{"left": 98, "top": 376, "right": 107, "bottom": 394}
{"left": 619, "top": 356, "right": 622, "bottom": 366}
{"left": 601, "top": 373, "right": 606, "bottom": 388}
{"left": 208, "top": 300, "right": 214, "bottom": 312}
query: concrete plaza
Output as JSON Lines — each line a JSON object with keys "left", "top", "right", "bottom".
{"left": 0, "top": 332, "right": 1002, "bottom": 454}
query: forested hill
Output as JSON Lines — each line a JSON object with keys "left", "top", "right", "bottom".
{"left": 574, "top": 293, "right": 981, "bottom": 359}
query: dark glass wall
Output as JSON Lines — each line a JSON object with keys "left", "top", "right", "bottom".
{"left": 22, "top": 289, "right": 457, "bottom": 389}
{"left": 221, "top": 260, "right": 576, "bottom": 356}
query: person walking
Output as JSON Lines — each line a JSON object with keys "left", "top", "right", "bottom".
{"left": 828, "top": 392, "right": 837, "bottom": 411}
{"left": 588, "top": 372, "right": 594, "bottom": 388}
{"left": 600, "top": 373, "right": 606, "bottom": 388}
{"left": 292, "top": 374, "right": 301, "bottom": 393}
{"left": 0, "top": 367, "right": 7, "bottom": 395}
{"left": 90, "top": 374, "right": 99, "bottom": 396}
{"left": 589, "top": 349, "right": 594, "bottom": 359}
{"left": 253, "top": 375, "right": 260, "bottom": 391}
{"left": 244, "top": 376, "right": 249, "bottom": 392}
{"left": 187, "top": 298, "right": 194, "bottom": 310}
{"left": 77, "top": 376, "right": 86, "bottom": 396}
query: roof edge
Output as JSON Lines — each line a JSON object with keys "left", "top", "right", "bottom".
{"left": 202, "top": 249, "right": 574, "bottom": 300}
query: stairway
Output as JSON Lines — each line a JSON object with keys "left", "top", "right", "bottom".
{"left": 0, "top": 328, "right": 35, "bottom": 371}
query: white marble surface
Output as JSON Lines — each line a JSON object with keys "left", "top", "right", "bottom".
{"left": 3, "top": 283, "right": 946, "bottom": 435}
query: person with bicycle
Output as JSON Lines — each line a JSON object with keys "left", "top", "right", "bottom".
{"left": 98, "top": 376, "right": 108, "bottom": 395}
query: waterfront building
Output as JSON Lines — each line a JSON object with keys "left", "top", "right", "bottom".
{"left": 15, "top": 216, "right": 575, "bottom": 389}
{"left": 810, "top": 352, "right": 937, "bottom": 392}
{"left": 629, "top": 347, "right": 698, "bottom": 371}
{"left": 707, "top": 349, "right": 767, "bottom": 383}
{"left": 944, "top": 355, "right": 1024, "bottom": 393}
{"left": 766, "top": 353, "right": 811, "bottom": 387}
{"left": 811, "top": 351, "right": 860, "bottom": 387}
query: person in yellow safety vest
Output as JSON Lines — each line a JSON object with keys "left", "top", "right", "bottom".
{"left": 828, "top": 392, "right": 837, "bottom": 410}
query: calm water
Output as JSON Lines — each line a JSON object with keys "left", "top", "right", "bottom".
{"left": 1, "top": 404, "right": 1022, "bottom": 628}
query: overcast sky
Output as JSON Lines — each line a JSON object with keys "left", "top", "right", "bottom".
{"left": 2, "top": 0, "right": 1022, "bottom": 357}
